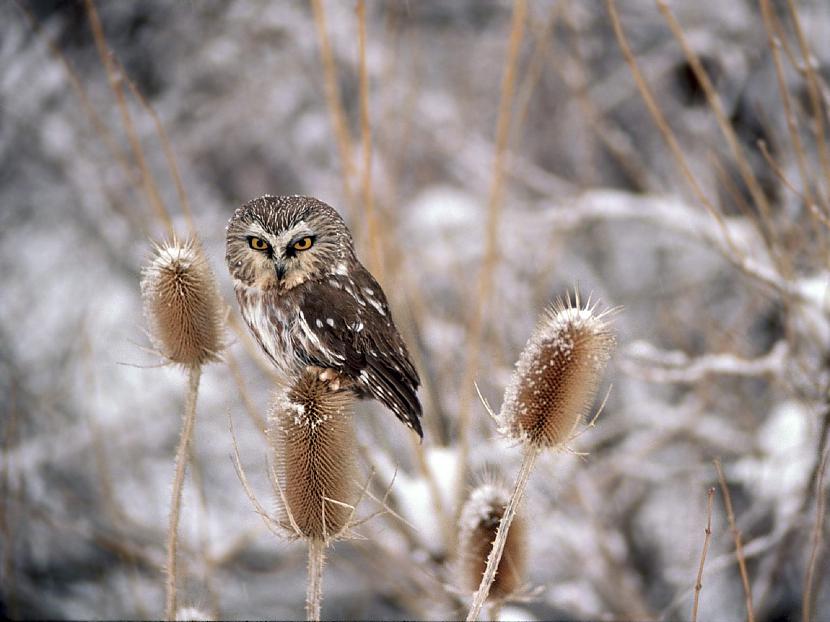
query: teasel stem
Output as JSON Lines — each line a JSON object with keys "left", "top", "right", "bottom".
{"left": 166, "top": 364, "right": 202, "bottom": 621}
{"left": 307, "top": 537, "right": 326, "bottom": 621}
{"left": 466, "top": 446, "right": 537, "bottom": 621}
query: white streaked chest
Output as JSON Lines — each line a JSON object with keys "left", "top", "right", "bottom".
{"left": 237, "top": 285, "right": 297, "bottom": 373}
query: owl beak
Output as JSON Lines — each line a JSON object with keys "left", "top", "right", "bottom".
{"left": 274, "top": 261, "right": 287, "bottom": 283}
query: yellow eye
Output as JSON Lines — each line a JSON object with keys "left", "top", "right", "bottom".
{"left": 248, "top": 237, "right": 270, "bottom": 251}
{"left": 292, "top": 237, "right": 314, "bottom": 251}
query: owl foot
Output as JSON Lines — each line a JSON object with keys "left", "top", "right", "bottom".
{"left": 307, "top": 366, "right": 347, "bottom": 392}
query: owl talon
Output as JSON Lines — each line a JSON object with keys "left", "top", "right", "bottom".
{"left": 310, "top": 367, "right": 343, "bottom": 391}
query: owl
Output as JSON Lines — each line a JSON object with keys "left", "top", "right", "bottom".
{"left": 226, "top": 195, "right": 423, "bottom": 437}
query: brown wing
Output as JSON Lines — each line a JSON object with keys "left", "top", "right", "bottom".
{"left": 297, "top": 270, "right": 423, "bottom": 437}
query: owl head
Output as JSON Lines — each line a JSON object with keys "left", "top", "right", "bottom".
{"left": 226, "top": 195, "right": 355, "bottom": 290}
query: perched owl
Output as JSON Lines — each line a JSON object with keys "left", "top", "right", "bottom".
{"left": 226, "top": 195, "right": 423, "bottom": 437}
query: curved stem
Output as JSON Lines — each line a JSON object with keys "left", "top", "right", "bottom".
{"left": 306, "top": 538, "right": 326, "bottom": 621}
{"left": 165, "top": 365, "right": 202, "bottom": 621}
{"left": 466, "top": 446, "right": 538, "bottom": 621}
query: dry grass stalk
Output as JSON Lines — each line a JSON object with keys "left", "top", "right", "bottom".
{"left": 466, "top": 292, "right": 616, "bottom": 621}
{"left": 356, "top": 0, "right": 383, "bottom": 280}
{"left": 458, "top": 484, "right": 526, "bottom": 604}
{"left": 310, "top": 0, "right": 357, "bottom": 218}
{"left": 140, "top": 238, "right": 224, "bottom": 620}
{"left": 84, "top": 0, "right": 174, "bottom": 236}
{"left": 692, "top": 487, "right": 716, "bottom": 622}
{"left": 141, "top": 238, "right": 224, "bottom": 368}
{"left": 456, "top": 0, "right": 527, "bottom": 527}
{"left": 604, "top": 0, "right": 740, "bottom": 260}
{"left": 714, "top": 459, "right": 755, "bottom": 622}
{"left": 268, "top": 370, "right": 361, "bottom": 620}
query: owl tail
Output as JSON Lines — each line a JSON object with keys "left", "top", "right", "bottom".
{"left": 360, "top": 359, "right": 423, "bottom": 438}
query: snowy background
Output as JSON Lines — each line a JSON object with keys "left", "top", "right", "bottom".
{"left": 2, "top": 0, "right": 830, "bottom": 619}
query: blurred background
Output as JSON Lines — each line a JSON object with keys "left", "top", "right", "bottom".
{"left": 2, "top": 0, "right": 830, "bottom": 619}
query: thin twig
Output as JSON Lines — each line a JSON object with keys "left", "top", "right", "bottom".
{"left": 692, "top": 487, "right": 716, "bottom": 622}
{"left": 466, "top": 446, "right": 537, "bottom": 621}
{"left": 802, "top": 445, "right": 829, "bottom": 622}
{"left": 714, "top": 459, "right": 755, "bottom": 622}
{"left": 165, "top": 365, "right": 202, "bottom": 621}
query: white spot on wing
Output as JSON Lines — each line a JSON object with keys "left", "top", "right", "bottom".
{"left": 366, "top": 296, "right": 386, "bottom": 315}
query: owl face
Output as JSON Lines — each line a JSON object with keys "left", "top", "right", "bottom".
{"left": 226, "top": 196, "right": 354, "bottom": 291}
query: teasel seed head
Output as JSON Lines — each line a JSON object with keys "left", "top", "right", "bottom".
{"left": 458, "top": 483, "right": 526, "bottom": 601}
{"left": 499, "top": 292, "right": 617, "bottom": 449}
{"left": 141, "top": 237, "right": 225, "bottom": 367}
{"left": 268, "top": 370, "right": 360, "bottom": 542}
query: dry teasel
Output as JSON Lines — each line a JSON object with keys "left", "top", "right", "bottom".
{"left": 140, "top": 237, "right": 224, "bottom": 621}
{"left": 269, "top": 370, "right": 360, "bottom": 542}
{"left": 268, "top": 369, "right": 361, "bottom": 620}
{"left": 499, "top": 294, "right": 617, "bottom": 448}
{"left": 458, "top": 483, "right": 526, "bottom": 611}
{"left": 141, "top": 237, "right": 224, "bottom": 367}
{"left": 466, "top": 291, "right": 616, "bottom": 621}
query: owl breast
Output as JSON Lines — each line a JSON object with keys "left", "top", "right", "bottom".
{"left": 235, "top": 282, "right": 348, "bottom": 378}
{"left": 236, "top": 285, "right": 298, "bottom": 376}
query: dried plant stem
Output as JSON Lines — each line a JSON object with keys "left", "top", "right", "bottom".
{"left": 457, "top": 0, "right": 526, "bottom": 518}
{"left": 802, "top": 446, "right": 829, "bottom": 622}
{"left": 692, "top": 487, "right": 716, "bottom": 622}
{"left": 466, "top": 446, "right": 537, "bottom": 622}
{"left": 306, "top": 538, "right": 326, "bottom": 621}
{"left": 356, "top": 0, "right": 383, "bottom": 279}
{"left": 12, "top": 0, "right": 133, "bottom": 179}
{"left": 116, "top": 60, "right": 196, "bottom": 234}
{"left": 658, "top": 0, "right": 780, "bottom": 258}
{"left": 165, "top": 365, "right": 202, "bottom": 621}
{"left": 84, "top": 0, "right": 174, "bottom": 236}
{"left": 714, "top": 459, "right": 755, "bottom": 622}
{"left": 310, "top": 0, "right": 356, "bottom": 217}
{"left": 605, "top": 0, "right": 738, "bottom": 258}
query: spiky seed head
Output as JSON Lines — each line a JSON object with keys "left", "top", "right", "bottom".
{"left": 499, "top": 293, "right": 616, "bottom": 449}
{"left": 268, "top": 370, "right": 360, "bottom": 542}
{"left": 458, "top": 483, "right": 526, "bottom": 600}
{"left": 141, "top": 238, "right": 225, "bottom": 367}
